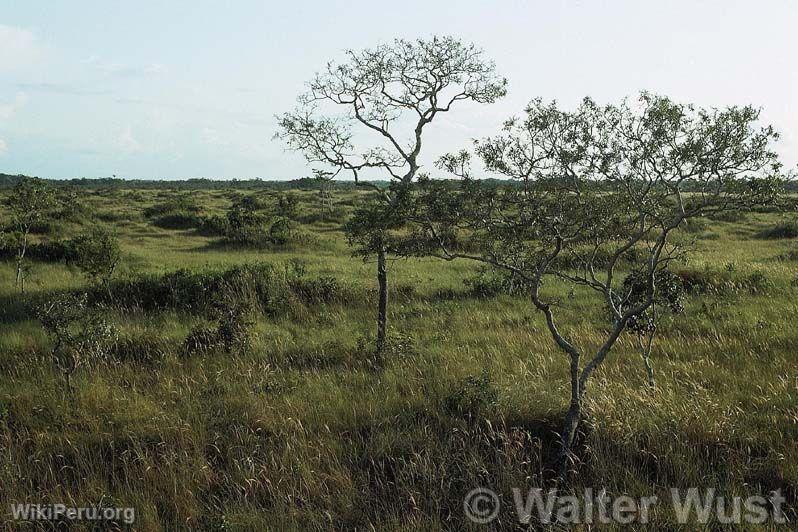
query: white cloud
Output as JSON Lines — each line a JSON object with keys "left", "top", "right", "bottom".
{"left": 0, "top": 25, "right": 45, "bottom": 71}
{"left": 82, "top": 55, "right": 168, "bottom": 77}
{"left": 200, "top": 127, "right": 229, "bottom": 147}
{"left": 116, "top": 125, "right": 142, "bottom": 153}
{"left": 0, "top": 92, "right": 29, "bottom": 120}
{"left": 0, "top": 139, "right": 7, "bottom": 156}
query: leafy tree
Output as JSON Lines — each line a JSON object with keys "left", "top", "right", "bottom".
{"left": 225, "top": 200, "right": 267, "bottom": 245}
{"left": 68, "top": 227, "right": 121, "bottom": 290}
{"left": 275, "top": 193, "right": 298, "bottom": 219}
{"left": 416, "top": 93, "right": 782, "bottom": 480}
{"left": 277, "top": 36, "right": 506, "bottom": 353}
{"left": 38, "top": 293, "right": 116, "bottom": 392}
{"left": 4, "top": 177, "right": 58, "bottom": 292}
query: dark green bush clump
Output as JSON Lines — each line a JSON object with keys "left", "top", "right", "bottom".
{"left": 758, "top": 220, "right": 798, "bottom": 239}
{"left": 143, "top": 195, "right": 203, "bottom": 229}
{"left": 463, "top": 267, "right": 530, "bottom": 298}
{"left": 0, "top": 239, "right": 73, "bottom": 262}
{"left": 94, "top": 261, "right": 350, "bottom": 317}
{"left": 675, "top": 268, "right": 774, "bottom": 295}
{"left": 443, "top": 372, "right": 498, "bottom": 421}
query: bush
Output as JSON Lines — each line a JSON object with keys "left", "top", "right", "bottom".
{"left": 37, "top": 293, "right": 117, "bottom": 389}
{"left": 0, "top": 238, "right": 73, "bottom": 262}
{"left": 758, "top": 220, "right": 798, "bottom": 239}
{"left": 112, "top": 335, "right": 169, "bottom": 364}
{"left": 144, "top": 196, "right": 203, "bottom": 230}
{"left": 675, "top": 268, "right": 774, "bottom": 295}
{"left": 67, "top": 227, "right": 121, "bottom": 285}
{"left": 152, "top": 212, "right": 201, "bottom": 229}
{"left": 224, "top": 205, "right": 268, "bottom": 245}
{"left": 268, "top": 217, "right": 293, "bottom": 245}
{"left": 777, "top": 249, "right": 798, "bottom": 261}
{"left": 183, "top": 325, "right": 219, "bottom": 357}
{"left": 463, "top": 267, "right": 530, "bottom": 298}
{"left": 182, "top": 282, "right": 258, "bottom": 357}
{"left": 289, "top": 275, "right": 348, "bottom": 305}
{"left": 443, "top": 372, "right": 498, "bottom": 421}
{"left": 195, "top": 214, "right": 230, "bottom": 236}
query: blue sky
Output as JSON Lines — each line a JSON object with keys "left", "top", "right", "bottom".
{"left": 1, "top": 0, "right": 796, "bottom": 180}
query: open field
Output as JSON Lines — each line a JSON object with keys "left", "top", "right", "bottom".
{"left": 0, "top": 185, "right": 797, "bottom": 530}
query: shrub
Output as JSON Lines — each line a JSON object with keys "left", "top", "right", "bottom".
{"left": 268, "top": 217, "right": 292, "bottom": 245}
{"left": 289, "top": 275, "right": 347, "bottom": 305}
{"left": 112, "top": 335, "right": 169, "bottom": 364}
{"left": 777, "top": 249, "right": 798, "bottom": 261}
{"left": 225, "top": 204, "right": 268, "bottom": 245}
{"left": 183, "top": 325, "right": 219, "bottom": 357}
{"left": 67, "top": 227, "right": 121, "bottom": 286}
{"left": 463, "top": 267, "right": 530, "bottom": 298}
{"left": 675, "top": 268, "right": 774, "bottom": 295}
{"left": 275, "top": 194, "right": 299, "bottom": 219}
{"left": 37, "top": 293, "right": 117, "bottom": 390}
{"left": 443, "top": 371, "right": 498, "bottom": 421}
{"left": 144, "top": 196, "right": 202, "bottom": 230}
{"left": 182, "top": 282, "right": 258, "bottom": 357}
{"left": 152, "top": 212, "right": 201, "bottom": 229}
{"left": 143, "top": 195, "right": 200, "bottom": 218}
{"left": 0, "top": 238, "right": 73, "bottom": 262}
{"left": 758, "top": 220, "right": 798, "bottom": 239}
{"left": 195, "top": 214, "right": 230, "bottom": 236}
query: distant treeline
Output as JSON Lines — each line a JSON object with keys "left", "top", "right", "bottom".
{"left": 0, "top": 174, "right": 385, "bottom": 191}
{"left": 1, "top": 172, "right": 797, "bottom": 192}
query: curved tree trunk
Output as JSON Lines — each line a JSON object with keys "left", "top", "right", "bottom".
{"left": 376, "top": 247, "right": 388, "bottom": 354}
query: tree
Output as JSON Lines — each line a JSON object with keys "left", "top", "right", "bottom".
{"left": 69, "top": 227, "right": 121, "bottom": 291}
{"left": 277, "top": 36, "right": 506, "bottom": 353}
{"left": 4, "top": 177, "right": 57, "bottom": 293}
{"left": 415, "top": 93, "right": 782, "bottom": 480}
{"left": 38, "top": 293, "right": 116, "bottom": 393}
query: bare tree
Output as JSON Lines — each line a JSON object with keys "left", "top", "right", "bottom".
{"left": 277, "top": 36, "right": 506, "bottom": 353}
{"left": 415, "top": 93, "right": 782, "bottom": 480}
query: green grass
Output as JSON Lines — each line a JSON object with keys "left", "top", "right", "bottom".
{"left": 0, "top": 189, "right": 796, "bottom": 530}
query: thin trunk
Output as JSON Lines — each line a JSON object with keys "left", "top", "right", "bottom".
{"left": 16, "top": 232, "right": 28, "bottom": 294}
{"left": 638, "top": 333, "right": 656, "bottom": 388}
{"left": 558, "top": 354, "right": 581, "bottom": 483}
{"left": 376, "top": 246, "right": 388, "bottom": 354}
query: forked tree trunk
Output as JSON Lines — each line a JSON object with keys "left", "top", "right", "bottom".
{"left": 376, "top": 247, "right": 388, "bottom": 354}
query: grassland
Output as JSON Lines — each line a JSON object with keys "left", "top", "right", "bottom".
{"left": 0, "top": 186, "right": 796, "bottom": 530}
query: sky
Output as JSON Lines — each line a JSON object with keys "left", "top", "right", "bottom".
{"left": 0, "top": 0, "right": 796, "bottom": 180}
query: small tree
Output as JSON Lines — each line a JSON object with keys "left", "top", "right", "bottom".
{"left": 225, "top": 200, "right": 267, "bottom": 245}
{"left": 416, "top": 94, "right": 782, "bottom": 480}
{"left": 4, "top": 177, "right": 57, "bottom": 292}
{"left": 69, "top": 227, "right": 121, "bottom": 291}
{"left": 38, "top": 293, "right": 116, "bottom": 392}
{"left": 277, "top": 36, "right": 506, "bottom": 353}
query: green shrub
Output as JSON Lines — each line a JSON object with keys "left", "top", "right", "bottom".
{"left": 463, "top": 267, "right": 530, "bottom": 298}
{"left": 443, "top": 371, "right": 498, "bottom": 421}
{"left": 37, "top": 293, "right": 117, "bottom": 389}
{"left": 675, "top": 268, "right": 774, "bottom": 295}
{"left": 67, "top": 227, "right": 121, "bottom": 286}
{"left": 758, "top": 220, "right": 798, "bottom": 239}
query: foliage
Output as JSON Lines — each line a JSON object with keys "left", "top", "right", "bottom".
{"left": 416, "top": 92, "right": 783, "bottom": 474}
{"left": 443, "top": 371, "right": 498, "bottom": 421}
{"left": 37, "top": 293, "right": 116, "bottom": 388}
{"left": 67, "top": 227, "right": 121, "bottom": 286}
{"left": 758, "top": 219, "right": 798, "bottom": 239}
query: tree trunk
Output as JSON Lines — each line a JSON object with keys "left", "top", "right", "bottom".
{"left": 376, "top": 247, "right": 388, "bottom": 354}
{"left": 558, "top": 355, "right": 582, "bottom": 483}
